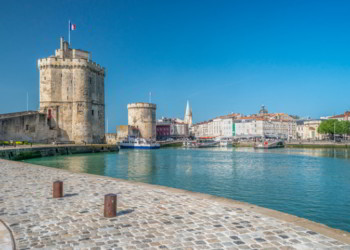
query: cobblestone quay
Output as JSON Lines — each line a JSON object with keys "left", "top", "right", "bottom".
{"left": 1, "top": 159, "right": 350, "bottom": 249}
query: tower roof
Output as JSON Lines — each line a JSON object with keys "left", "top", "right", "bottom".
{"left": 185, "top": 100, "right": 190, "bottom": 117}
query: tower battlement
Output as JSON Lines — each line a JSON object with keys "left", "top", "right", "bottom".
{"left": 38, "top": 57, "right": 105, "bottom": 76}
{"left": 127, "top": 103, "right": 157, "bottom": 109}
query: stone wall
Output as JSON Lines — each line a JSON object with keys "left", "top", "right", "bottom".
{"left": 0, "top": 112, "right": 56, "bottom": 142}
{"left": 0, "top": 144, "right": 118, "bottom": 160}
{"left": 127, "top": 103, "right": 156, "bottom": 139}
{"left": 105, "top": 133, "right": 118, "bottom": 145}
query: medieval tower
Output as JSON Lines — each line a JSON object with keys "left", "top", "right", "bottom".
{"left": 38, "top": 37, "right": 105, "bottom": 143}
{"left": 127, "top": 103, "right": 156, "bottom": 139}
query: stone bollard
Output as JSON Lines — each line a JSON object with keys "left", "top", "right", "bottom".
{"left": 53, "top": 181, "right": 63, "bottom": 198}
{"left": 104, "top": 194, "right": 117, "bottom": 217}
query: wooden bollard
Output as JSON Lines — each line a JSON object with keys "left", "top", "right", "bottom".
{"left": 53, "top": 181, "right": 63, "bottom": 198}
{"left": 104, "top": 194, "right": 117, "bottom": 217}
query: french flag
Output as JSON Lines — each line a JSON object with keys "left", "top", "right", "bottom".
{"left": 70, "top": 22, "right": 76, "bottom": 31}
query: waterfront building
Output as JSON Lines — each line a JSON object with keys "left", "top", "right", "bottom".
{"left": 156, "top": 117, "right": 188, "bottom": 140}
{"left": 127, "top": 103, "right": 156, "bottom": 139}
{"left": 233, "top": 118, "right": 296, "bottom": 139}
{"left": 0, "top": 37, "right": 106, "bottom": 143}
{"left": 156, "top": 124, "right": 171, "bottom": 140}
{"left": 191, "top": 106, "right": 296, "bottom": 139}
{"left": 296, "top": 119, "right": 325, "bottom": 140}
{"left": 192, "top": 114, "right": 241, "bottom": 138}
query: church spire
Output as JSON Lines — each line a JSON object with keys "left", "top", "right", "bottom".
{"left": 184, "top": 100, "right": 192, "bottom": 127}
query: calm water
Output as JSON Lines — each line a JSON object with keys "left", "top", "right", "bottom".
{"left": 24, "top": 147, "right": 350, "bottom": 232}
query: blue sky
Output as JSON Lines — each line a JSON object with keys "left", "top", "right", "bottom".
{"left": 1, "top": 0, "right": 350, "bottom": 132}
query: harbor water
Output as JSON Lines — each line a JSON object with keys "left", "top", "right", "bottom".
{"left": 23, "top": 147, "right": 350, "bottom": 232}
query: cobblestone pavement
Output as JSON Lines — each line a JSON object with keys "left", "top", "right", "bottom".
{"left": 0, "top": 159, "right": 350, "bottom": 250}
{"left": 0, "top": 219, "right": 13, "bottom": 250}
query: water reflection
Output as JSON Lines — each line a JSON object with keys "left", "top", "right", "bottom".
{"left": 126, "top": 150, "right": 156, "bottom": 182}
{"left": 235, "top": 147, "right": 350, "bottom": 160}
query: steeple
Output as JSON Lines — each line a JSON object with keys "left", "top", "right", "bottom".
{"left": 184, "top": 100, "right": 193, "bottom": 127}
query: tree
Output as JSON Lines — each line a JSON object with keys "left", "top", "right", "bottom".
{"left": 318, "top": 120, "right": 350, "bottom": 136}
{"left": 318, "top": 120, "right": 336, "bottom": 135}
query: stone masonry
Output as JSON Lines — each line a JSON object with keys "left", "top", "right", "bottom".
{"left": 38, "top": 37, "right": 105, "bottom": 144}
{"left": 128, "top": 103, "right": 156, "bottom": 140}
{"left": 0, "top": 159, "right": 350, "bottom": 249}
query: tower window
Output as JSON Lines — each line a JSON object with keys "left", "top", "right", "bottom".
{"left": 26, "top": 125, "right": 29, "bottom": 131}
{"left": 92, "top": 110, "right": 94, "bottom": 116}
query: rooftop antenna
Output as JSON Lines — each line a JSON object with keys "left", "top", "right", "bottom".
{"left": 26, "top": 92, "right": 29, "bottom": 111}
{"left": 149, "top": 92, "right": 152, "bottom": 103}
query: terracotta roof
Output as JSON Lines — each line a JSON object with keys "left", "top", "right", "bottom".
{"left": 330, "top": 114, "right": 345, "bottom": 118}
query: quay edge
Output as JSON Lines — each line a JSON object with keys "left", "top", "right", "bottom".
{"left": 0, "top": 144, "right": 118, "bottom": 161}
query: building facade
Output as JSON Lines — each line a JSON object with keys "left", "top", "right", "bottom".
{"left": 296, "top": 120, "right": 325, "bottom": 140}
{"left": 156, "top": 117, "right": 188, "bottom": 140}
{"left": 192, "top": 108, "right": 296, "bottom": 139}
{"left": 156, "top": 124, "right": 171, "bottom": 140}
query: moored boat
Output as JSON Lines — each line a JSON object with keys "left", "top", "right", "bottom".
{"left": 254, "top": 140, "right": 285, "bottom": 149}
{"left": 120, "top": 136, "right": 160, "bottom": 149}
{"left": 183, "top": 139, "right": 219, "bottom": 148}
{"left": 215, "top": 137, "right": 233, "bottom": 147}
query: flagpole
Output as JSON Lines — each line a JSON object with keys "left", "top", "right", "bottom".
{"left": 68, "top": 20, "right": 70, "bottom": 46}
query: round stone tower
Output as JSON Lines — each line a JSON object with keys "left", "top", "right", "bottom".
{"left": 127, "top": 103, "right": 156, "bottom": 139}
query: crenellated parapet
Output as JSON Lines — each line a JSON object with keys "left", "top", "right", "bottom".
{"left": 127, "top": 103, "right": 157, "bottom": 110}
{"left": 38, "top": 57, "right": 105, "bottom": 76}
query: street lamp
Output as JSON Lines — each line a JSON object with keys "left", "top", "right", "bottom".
{"left": 334, "top": 121, "right": 336, "bottom": 143}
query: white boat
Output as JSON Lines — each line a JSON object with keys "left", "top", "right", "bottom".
{"left": 120, "top": 136, "right": 160, "bottom": 149}
{"left": 183, "top": 139, "right": 219, "bottom": 148}
{"left": 215, "top": 137, "right": 233, "bottom": 147}
{"left": 183, "top": 140, "right": 197, "bottom": 148}
{"left": 197, "top": 139, "right": 220, "bottom": 148}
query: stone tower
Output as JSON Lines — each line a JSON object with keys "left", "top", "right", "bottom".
{"left": 38, "top": 37, "right": 105, "bottom": 143}
{"left": 127, "top": 103, "right": 156, "bottom": 139}
{"left": 184, "top": 100, "right": 193, "bottom": 127}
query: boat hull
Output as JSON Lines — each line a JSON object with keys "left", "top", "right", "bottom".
{"left": 254, "top": 140, "right": 285, "bottom": 149}
{"left": 120, "top": 143, "right": 160, "bottom": 149}
{"left": 120, "top": 145, "right": 160, "bottom": 149}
